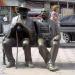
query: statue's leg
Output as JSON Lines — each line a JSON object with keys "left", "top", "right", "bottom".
{"left": 47, "top": 40, "right": 60, "bottom": 71}
{"left": 2, "top": 38, "right": 16, "bottom": 68}
{"left": 23, "top": 38, "right": 33, "bottom": 67}
{"left": 38, "top": 38, "right": 51, "bottom": 63}
{"left": 50, "top": 40, "right": 60, "bottom": 65}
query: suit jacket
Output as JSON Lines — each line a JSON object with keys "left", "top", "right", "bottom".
{"left": 4, "top": 15, "right": 36, "bottom": 42}
{"left": 35, "top": 19, "right": 61, "bottom": 41}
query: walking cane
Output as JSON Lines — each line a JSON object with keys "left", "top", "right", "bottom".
{"left": 2, "top": 36, "right": 6, "bottom": 65}
{"left": 16, "top": 30, "right": 19, "bottom": 68}
{"left": 3, "top": 49, "right": 6, "bottom": 65}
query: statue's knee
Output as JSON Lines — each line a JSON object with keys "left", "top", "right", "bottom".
{"left": 2, "top": 41, "right": 8, "bottom": 47}
{"left": 38, "top": 38, "right": 44, "bottom": 47}
{"left": 38, "top": 43, "right": 44, "bottom": 48}
{"left": 23, "top": 40, "right": 29, "bottom": 47}
{"left": 52, "top": 40, "right": 60, "bottom": 45}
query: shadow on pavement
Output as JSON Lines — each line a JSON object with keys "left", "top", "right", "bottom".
{"left": 11, "top": 62, "right": 46, "bottom": 69}
{"left": 57, "top": 63, "right": 75, "bottom": 70}
{"left": 17, "top": 62, "right": 75, "bottom": 70}
{"left": 60, "top": 43, "right": 75, "bottom": 48}
{"left": 4, "top": 62, "right": 75, "bottom": 70}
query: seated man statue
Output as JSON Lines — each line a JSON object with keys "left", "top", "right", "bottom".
{"left": 35, "top": 9, "right": 61, "bottom": 71}
{"left": 2, "top": 3, "right": 36, "bottom": 68}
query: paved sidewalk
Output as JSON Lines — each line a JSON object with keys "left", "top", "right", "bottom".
{"left": 0, "top": 36, "right": 75, "bottom": 75}
{"left": 0, "top": 46, "right": 75, "bottom": 75}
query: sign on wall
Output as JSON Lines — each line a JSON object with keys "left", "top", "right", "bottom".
{"left": 0, "top": 0, "right": 18, "bottom": 6}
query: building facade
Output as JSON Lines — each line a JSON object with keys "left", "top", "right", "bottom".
{"left": 0, "top": 0, "right": 75, "bottom": 21}
{"left": 0, "top": 0, "right": 18, "bottom": 22}
{"left": 0, "top": 0, "right": 75, "bottom": 34}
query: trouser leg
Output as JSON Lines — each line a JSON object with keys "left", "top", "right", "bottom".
{"left": 38, "top": 38, "right": 51, "bottom": 63}
{"left": 23, "top": 38, "right": 32, "bottom": 63}
{"left": 49, "top": 40, "right": 60, "bottom": 64}
{"left": 2, "top": 38, "right": 16, "bottom": 63}
{"left": 46, "top": 40, "right": 60, "bottom": 71}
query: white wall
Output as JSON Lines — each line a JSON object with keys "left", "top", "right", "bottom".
{"left": 5, "top": 0, "right": 19, "bottom": 6}
{"left": 61, "top": 8, "right": 74, "bottom": 16}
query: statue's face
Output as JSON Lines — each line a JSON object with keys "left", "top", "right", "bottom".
{"left": 19, "top": 10, "right": 28, "bottom": 19}
{"left": 42, "top": 13, "right": 48, "bottom": 20}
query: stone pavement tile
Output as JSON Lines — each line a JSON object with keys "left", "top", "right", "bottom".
{"left": 0, "top": 65, "right": 6, "bottom": 75}
{"left": 5, "top": 68, "right": 61, "bottom": 75}
{"left": 57, "top": 70, "right": 75, "bottom": 75}
{"left": 56, "top": 48, "right": 75, "bottom": 71}
{"left": 57, "top": 48, "right": 75, "bottom": 63}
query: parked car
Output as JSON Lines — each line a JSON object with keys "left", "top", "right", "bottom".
{"left": 60, "top": 15, "right": 75, "bottom": 43}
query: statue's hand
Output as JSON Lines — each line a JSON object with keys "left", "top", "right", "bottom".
{"left": 52, "top": 35, "right": 60, "bottom": 41}
{"left": 16, "top": 25, "right": 22, "bottom": 31}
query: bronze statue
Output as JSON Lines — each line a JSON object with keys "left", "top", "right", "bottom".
{"left": 35, "top": 10, "right": 61, "bottom": 71}
{"left": 2, "top": 3, "right": 36, "bottom": 68}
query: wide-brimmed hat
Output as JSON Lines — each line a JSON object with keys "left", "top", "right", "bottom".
{"left": 17, "top": 3, "right": 30, "bottom": 12}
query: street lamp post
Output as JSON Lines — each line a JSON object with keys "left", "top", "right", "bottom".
{"left": 44, "top": 0, "right": 50, "bottom": 10}
{"left": 67, "top": 0, "right": 69, "bottom": 9}
{"left": 9, "top": 6, "right": 12, "bottom": 22}
{"left": 58, "top": 0, "right": 59, "bottom": 5}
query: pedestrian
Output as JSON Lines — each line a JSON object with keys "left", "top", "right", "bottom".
{"left": 36, "top": 9, "right": 61, "bottom": 71}
{"left": 50, "top": 5, "right": 60, "bottom": 26}
{"left": 2, "top": 3, "right": 36, "bottom": 68}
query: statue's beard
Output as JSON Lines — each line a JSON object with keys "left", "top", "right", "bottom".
{"left": 21, "top": 15, "right": 27, "bottom": 19}
{"left": 42, "top": 17, "right": 48, "bottom": 20}
{"left": 42, "top": 15, "right": 48, "bottom": 20}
